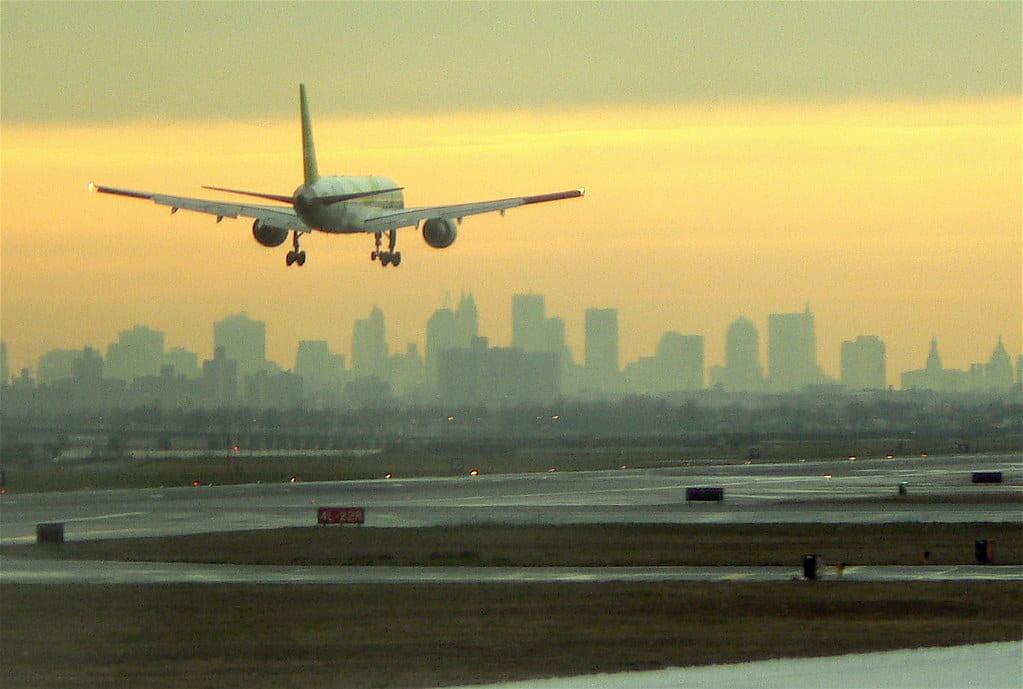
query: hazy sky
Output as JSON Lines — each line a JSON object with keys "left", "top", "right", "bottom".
{"left": 2, "top": 2, "right": 1020, "bottom": 380}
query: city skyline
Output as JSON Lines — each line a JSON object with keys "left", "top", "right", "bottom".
{"left": 2, "top": 3, "right": 1019, "bottom": 386}
{"left": 5, "top": 293, "right": 1020, "bottom": 394}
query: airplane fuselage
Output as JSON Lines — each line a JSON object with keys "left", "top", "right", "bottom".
{"left": 294, "top": 175, "right": 403, "bottom": 234}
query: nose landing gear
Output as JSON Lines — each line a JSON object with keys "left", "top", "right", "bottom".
{"left": 285, "top": 231, "right": 307, "bottom": 267}
{"left": 370, "top": 230, "right": 401, "bottom": 267}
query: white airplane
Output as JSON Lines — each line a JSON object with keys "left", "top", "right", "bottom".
{"left": 90, "top": 84, "right": 584, "bottom": 267}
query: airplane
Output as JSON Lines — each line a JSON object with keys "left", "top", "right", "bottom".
{"left": 89, "top": 84, "right": 584, "bottom": 268}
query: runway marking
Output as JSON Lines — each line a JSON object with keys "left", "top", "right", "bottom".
{"left": 53, "top": 511, "right": 146, "bottom": 523}
{"left": 716, "top": 573, "right": 752, "bottom": 581}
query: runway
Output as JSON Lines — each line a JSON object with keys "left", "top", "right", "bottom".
{"left": 2, "top": 557, "right": 1020, "bottom": 585}
{"left": 1, "top": 453, "right": 1019, "bottom": 545}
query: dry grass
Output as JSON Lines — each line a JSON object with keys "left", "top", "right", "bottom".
{"left": 8, "top": 523, "right": 1021, "bottom": 566}
{"left": 2, "top": 582, "right": 1020, "bottom": 689}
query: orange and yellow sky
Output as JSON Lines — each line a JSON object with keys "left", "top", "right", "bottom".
{"left": 2, "top": 3, "right": 1020, "bottom": 382}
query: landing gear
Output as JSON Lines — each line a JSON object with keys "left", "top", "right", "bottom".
{"left": 370, "top": 230, "right": 402, "bottom": 267}
{"left": 286, "top": 231, "right": 307, "bottom": 267}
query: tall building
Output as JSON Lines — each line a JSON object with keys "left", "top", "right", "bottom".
{"left": 723, "top": 316, "right": 762, "bottom": 392}
{"left": 512, "top": 294, "right": 547, "bottom": 352}
{"left": 389, "top": 343, "right": 425, "bottom": 400}
{"left": 768, "top": 305, "right": 820, "bottom": 391}
{"left": 840, "top": 335, "right": 886, "bottom": 390}
{"left": 201, "top": 346, "right": 237, "bottom": 405}
{"left": 37, "top": 349, "right": 83, "bottom": 385}
{"left": 584, "top": 308, "right": 619, "bottom": 387}
{"left": 105, "top": 325, "right": 165, "bottom": 382}
{"left": 72, "top": 347, "right": 104, "bottom": 386}
{"left": 901, "top": 338, "right": 967, "bottom": 391}
{"left": 656, "top": 332, "right": 704, "bottom": 391}
{"left": 294, "top": 340, "right": 345, "bottom": 394}
{"left": 163, "top": 347, "right": 201, "bottom": 379}
{"left": 454, "top": 292, "right": 479, "bottom": 347}
{"left": 351, "top": 306, "right": 388, "bottom": 379}
{"left": 214, "top": 312, "right": 266, "bottom": 376}
{"left": 985, "top": 337, "right": 1014, "bottom": 390}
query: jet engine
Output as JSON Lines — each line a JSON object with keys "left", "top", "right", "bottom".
{"left": 252, "top": 219, "right": 289, "bottom": 248}
{"left": 422, "top": 218, "right": 458, "bottom": 249}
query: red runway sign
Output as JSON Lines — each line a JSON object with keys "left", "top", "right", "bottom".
{"left": 317, "top": 507, "right": 365, "bottom": 525}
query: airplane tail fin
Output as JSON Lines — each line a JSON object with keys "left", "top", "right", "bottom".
{"left": 300, "top": 84, "right": 319, "bottom": 185}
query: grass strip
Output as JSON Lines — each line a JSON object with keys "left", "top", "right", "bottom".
{"left": 2, "top": 582, "right": 1020, "bottom": 689}
{"left": 7, "top": 523, "right": 1021, "bottom": 566}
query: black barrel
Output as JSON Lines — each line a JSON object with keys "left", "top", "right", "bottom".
{"left": 36, "top": 522, "right": 64, "bottom": 544}
{"left": 802, "top": 554, "right": 824, "bottom": 580}
{"left": 686, "top": 487, "right": 724, "bottom": 502}
{"left": 975, "top": 539, "right": 995, "bottom": 564}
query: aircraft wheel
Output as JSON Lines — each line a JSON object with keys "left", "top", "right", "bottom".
{"left": 370, "top": 251, "right": 378, "bottom": 261}
{"left": 286, "top": 251, "right": 296, "bottom": 266}
{"left": 393, "top": 252, "right": 402, "bottom": 267}
{"left": 296, "top": 251, "right": 306, "bottom": 266}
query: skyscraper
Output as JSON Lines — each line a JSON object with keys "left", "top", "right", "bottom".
{"left": 294, "top": 340, "right": 345, "bottom": 394}
{"left": 105, "top": 325, "right": 165, "bottom": 382}
{"left": 214, "top": 312, "right": 266, "bottom": 376}
{"left": 840, "top": 335, "right": 886, "bottom": 390}
{"left": 163, "top": 347, "right": 201, "bottom": 379}
{"left": 585, "top": 308, "right": 619, "bottom": 387}
{"left": 985, "top": 337, "right": 1014, "bottom": 389}
{"left": 454, "top": 292, "right": 479, "bottom": 347}
{"left": 351, "top": 306, "right": 388, "bottom": 379}
{"left": 512, "top": 294, "right": 547, "bottom": 352}
{"left": 656, "top": 332, "right": 705, "bottom": 391}
{"left": 723, "top": 316, "right": 762, "bottom": 392}
{"left": 768, "top": 305, "right": 820, "bottom": 391}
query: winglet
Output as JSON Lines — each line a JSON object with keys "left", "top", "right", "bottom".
{"left": 300, "top": 83, "right": 319, "bottom": 185}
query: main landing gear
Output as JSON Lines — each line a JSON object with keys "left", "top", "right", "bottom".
{"left": 286, "top": 231, "right": 306, "bottom": 267}
{"left": 370, "top": 230, "right": 401, "bottom": 267}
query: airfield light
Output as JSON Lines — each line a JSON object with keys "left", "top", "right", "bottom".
{"left": 192, "top": 480, "right": 202, "bottom": 487}
{"left": 547, "top": 467, "right": 557, "bottom": 473}
{"left": 469, "top": 468, "right": 480, "bottom": 477}
{"left": 289, "top": 476, "right": 298, "bottom": 483}
{"left": 620, "top": 464, "right": 628, "bottom": 470}
{"left": 848, "top": 455, "right": 857, "bottom": 461}
{"left": 824, "top": 473, "right": 833, "bottom": 480}
{"left": 384, "top": 472, "right": 393, "bottom": 479}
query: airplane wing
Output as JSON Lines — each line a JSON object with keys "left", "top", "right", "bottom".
{"left": 363, "top": 189, "right": 584, "bottom": 232}
{"left": 88, "top": 183, "right": 312, "bottom": 232}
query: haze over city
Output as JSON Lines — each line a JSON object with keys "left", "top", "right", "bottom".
{"left": 2, "top": 2, "right": 1020, "bottom": 385}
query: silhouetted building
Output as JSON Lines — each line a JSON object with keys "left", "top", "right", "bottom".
{"left": 624, "top": 332, "right": 703, "bottom": 394}
{"left": 437, "top": 337, "right": 560, "bottom": 407}
{"left": 351, "top": 306, "right": 388, "bottom": 379}
{"left": 657, "top": 332, "right": 704, "bottom": 391}
{"left": 245, "top": 370, "right": 303, "bottom": 409}
{"left": 389, "top": 343, "right": 425, "bottom": 400}
{"left": 841, "top": 335, "right": 886, "bottom": 390}
{"left": 201, "top": 346, "right": 237, "bottom": 406}
{"left": 723, "top": 316, "right": 763, "bottom": 392}
{"left": 72, "top": 347, "right": 104, "bottom": 387}
{"left": 901, "top": 338, "right": 967, "bottom": 391}
{"left": 512, "top": 294, "right": 547, "bottom": 352}
{"left": 584, "top": 308, "right": 619, "bottom": 391}
{"left": 455, "top": 292, "right": 479, "bottom": 347}
{"left": 163, "top": 346, "right": 201, "bottom": 379}
{"left": 294, "top": 340, "right": 346, "bottom": 395}
{"left": 768, "top": 305, "right": 821, "bottom": 391}
{"left": 37, "top": 349, "right": 83, "bottom": 385}
{"left": 105, "top": 325, "right": 165, "bottom": 382}
{"left": 426, "top": 307, "right": 458, "bottom": 386}
{"left": 984, "top": 337, "right": 1014, "bottom": 390}
{"left": 214, "top": 313, "right": 266, "bottom": 377}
